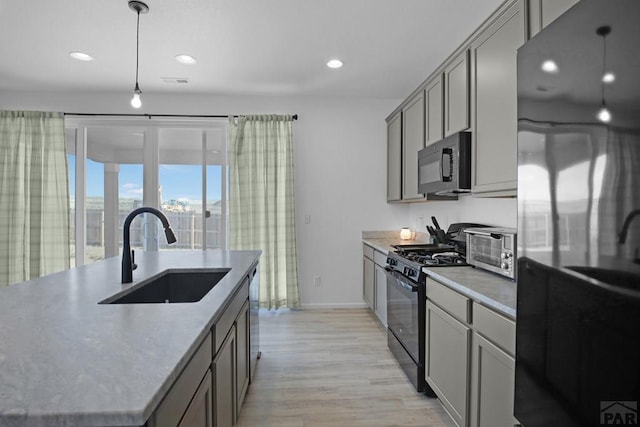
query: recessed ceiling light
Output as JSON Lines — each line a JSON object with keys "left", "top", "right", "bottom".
{"left": 175, "top": 54, "right": 197, "bottom": 65}
{"left": 327, "top": 59, "right": 343, "bottom": 69}
{"left": 69, "top": 51, "right": 94, "bottom": 61}
{"left": 602, "top": 72, "right": 615, "bottom": 83}
{"left": 541, "top": 60, "right": 558, "bottom": 73}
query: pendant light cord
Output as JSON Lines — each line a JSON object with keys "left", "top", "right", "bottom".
{"left": 135, "top": 9, "right": 140, "bottom": 87}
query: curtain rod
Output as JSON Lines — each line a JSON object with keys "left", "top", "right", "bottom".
{"left": 63, "top": 113, "right": 298, "bottom": 120}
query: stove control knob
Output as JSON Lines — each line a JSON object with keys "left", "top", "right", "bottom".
{"left": 501, "top": 262, "right": 509, "bottom": 270}
{"left": 387, "top": 258, "right": 397, "bottom": 266}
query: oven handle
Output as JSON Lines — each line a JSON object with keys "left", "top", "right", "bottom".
{"left": 384, "top": 267, "right": 419, "bottom": 292}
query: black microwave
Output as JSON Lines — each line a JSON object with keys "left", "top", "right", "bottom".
{"left": 417, "top": 131, "right": 471, "bottom": 197}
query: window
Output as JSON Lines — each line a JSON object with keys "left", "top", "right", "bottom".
{"left": 64, "top": 117, "right": 227, "bottom": 266}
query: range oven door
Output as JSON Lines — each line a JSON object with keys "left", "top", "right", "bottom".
{"left": 385, "top": 267, "right": 420, "bottom": 362}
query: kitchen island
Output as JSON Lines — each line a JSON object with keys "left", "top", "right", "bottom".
{"left": 0, "top": 250, "right": 260, "bottom": 427}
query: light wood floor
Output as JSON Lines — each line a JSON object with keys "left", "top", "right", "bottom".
{"left": 236, "top": 308, "right": 456, "bottom": 427}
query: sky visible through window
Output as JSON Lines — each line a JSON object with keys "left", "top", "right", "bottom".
{"left": 67, "top": 156, "right": 222, "bottom": 202}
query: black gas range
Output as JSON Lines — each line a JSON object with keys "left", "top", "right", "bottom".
{"left": 384, "top": 243, "right": 467, "bottom": 396}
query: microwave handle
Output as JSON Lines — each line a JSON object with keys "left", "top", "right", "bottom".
{"left": 441, "top": 148, "right": 453, "bottom": 182}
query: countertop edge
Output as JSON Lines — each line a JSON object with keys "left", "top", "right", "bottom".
{"left": 424, "top": 267, "right": 517, "bottom": 320}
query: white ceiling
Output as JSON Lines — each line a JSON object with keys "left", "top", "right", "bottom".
{"left": 0, "top": 0, "right": 504, "bottom": 99}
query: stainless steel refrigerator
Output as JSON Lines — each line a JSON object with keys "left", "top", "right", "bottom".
{"left": 515, "top": 1, "right": 640, "bottom": 426}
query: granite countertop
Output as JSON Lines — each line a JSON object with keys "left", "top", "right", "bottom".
{"left": 363, "top": 231, "right": 516, "bottom": 319}
{"left": 0, "top": 250, "right": 260, "bottom": 427}
{"left": 362, "top": 230, "right": 428, "bottom": 254}
{"left": 424, "top": 266, "right": 516, "bottom": 319}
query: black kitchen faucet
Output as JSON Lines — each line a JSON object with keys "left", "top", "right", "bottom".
{"left": 121, "top": 207, "right": 177, "bottom": 283}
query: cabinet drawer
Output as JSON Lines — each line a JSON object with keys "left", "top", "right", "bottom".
{"left": 151, "top": 332, "right": 213, "bottom": 427}
{"left": 473, "top": 303, "right": 516, "bottom": 356}
{"left": 213, "top": 278, "right": 249, "bottom": 354}
{"left": 363, "top": 244, "right": 375, "bottom": 260}
{"left": 427, "top": 278, "right": 471, "bottom": 324}
{"left": 373, "top": 250, "right": 387, "bottom": 267}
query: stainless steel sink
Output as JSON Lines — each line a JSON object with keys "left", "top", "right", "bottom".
{"left": 565, "top": 266, "right": 640, "bottom": 291}
{"left": 100, "top": 269, "right": 230, "bottom": 304}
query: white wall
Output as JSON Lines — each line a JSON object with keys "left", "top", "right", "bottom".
{"left": 0, "top": 90, "right": 409, "bottom": 308}
{"left": 408, "top": 195, "right": 517, "bottom": 233}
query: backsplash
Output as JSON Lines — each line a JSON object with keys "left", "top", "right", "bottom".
{"left": 408, "top": 195, "right": 517, "bottom": 233}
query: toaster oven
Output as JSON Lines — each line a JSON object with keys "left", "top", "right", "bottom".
{"left": 465, "top": 227, "right": 517, "bottom": 279}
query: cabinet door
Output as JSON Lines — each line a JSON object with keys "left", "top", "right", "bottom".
{"left": 387, "top": 112, "right": 402, "bottom": 202}
{"left": 213, "top": 326, "right": 236, "bottom": 427}
{"left": 363, "top": 256, "right": 375, "bottom": 310}
{"left": 529, "top": 0, "right": 579, "bottom": 37}
{"left": 236, "top": 301, "right": 250, "bottom": 418}
{"left": 426, "top": 300, "right": 471, "bottom": 427}
{"left": 402, "top": 92, "right": 426, "bottom": 201}
{"left": 472, "top": 0, "right": 526, "bottom": 195}
{"left": 425, "top": 77, "right": 444, "bottom": 146}
{"left": 374, "top": 263, "right": 387, "bottom": 327}
{"left": 179, "top": 370, "right": 213, "bottom": 427}
{"left": 469, "top": 332, "right": 516, "bottom": 427}
{"left": 444, "top": 50, "right": 470, "bottom": 137}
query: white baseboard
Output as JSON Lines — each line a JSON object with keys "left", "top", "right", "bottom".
{"left": 298, "top": 302, "right": 369, "bottom": 309}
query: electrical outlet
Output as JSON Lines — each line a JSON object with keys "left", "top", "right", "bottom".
{"left": 305, "top": 214, "right": 311, "bottom": 224}
{"left": 314, "top": 276, "right": 321, "bottom": 287}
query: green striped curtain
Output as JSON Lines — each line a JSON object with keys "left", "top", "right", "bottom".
{"left": 0, "top": 111, "right": 70, "bottom": 287}
{"left": 228, "top": 115, "right": 299, "bottom": 309}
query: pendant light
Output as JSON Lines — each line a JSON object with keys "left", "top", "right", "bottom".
{"left": 129, "top": 1, "right": 149, "bottom": 109}
{"left": 596, "top": 25, "right": 612, "bottom": 123}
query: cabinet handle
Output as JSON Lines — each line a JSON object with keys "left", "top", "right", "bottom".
{"left": 441, "top": 148, "right": 453, "bottom": 182}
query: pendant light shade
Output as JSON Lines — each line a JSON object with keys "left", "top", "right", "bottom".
{"left": 129, "top": 1, "right": 149, "bottom": 109}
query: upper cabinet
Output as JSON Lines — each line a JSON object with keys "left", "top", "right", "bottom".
{"left": 386, "top": 111, "right": 402, "bottom": 202}
{"left": 471, "top": 0, "right": 526, "bottom": 196}
{"left": 528, "top": 0, "right": 580, "bottom": 37}
{"left": 444, "top": 50, "right": 470, "bottom": 138}
{"left": 402, "top": 92, "right": 426, "bottom": 201}
{"left": 425, "top": 76, "right": 444, "bottom": 146}
{"left": 385, "top": 0, "right": 579, "bottom": 203}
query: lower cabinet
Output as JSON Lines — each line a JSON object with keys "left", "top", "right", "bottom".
{"left": 235, "top": 301, "right": 250, "bottom": 419}
{"left": 425, "top": 277, "right": 516, "bottom": 427}
{"left": 426, "top": 300, "right": 471, "bottom": 427}
{"left": 179, "top": 370, "right": 213, "bottom": 427}
{"left": 362, "top": 243, "right": 388, "bottom": 327}
{"left": 469, "top": 303, "right": 517, "bottom": 427}
{"left": 148, "top": 334, "right": 213, "bottom": 427}
{"left": 363, "top": 255, "right": 375, "bottom": 310}
{"left": 213, "top": 325, "right": 236, "bottom": 427}
{"left": 469, "top": 333, "right": 516, "bottom": 427}
{"left": 374, "top": 264, "right": 387, "bottom": 326}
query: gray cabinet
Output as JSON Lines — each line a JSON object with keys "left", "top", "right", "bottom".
{"left": 179, "top": 371, "right": 213, "bottom": 427}
{"left": 363, "top": 251, "right": 375, "bottom": 310}
{"left": 470, "top": 333, "right": 515, "bottom": 427}
{"left": 235, "top": 301, "right": 250, "bottom": 419}
{"left": 402, "top": 92, "right": 426, "bottom": 201}
{"left": 471, "top": 0, "right": 526, "bottom": 196}
{"left": 214, "top": 325, "right": 236, "bottom": 427}
{"left": 469, "top": 303, "right": 517, "bottom": 427}
{"left": 444, "top": 50, "right": 470, "bottom": 137}
{"left": 363, "top": 243, "right": 388, "bottom": 327}
{"left": 386, "top": 112, "right": 402, "bottom": 202}
{"left": 149, "top": 334, "right": 213, "bottom": 427}
{"left": 426, "top": 299, "right": 471, "bottom": 427}
{"left": 425, "top": 76, "right": 444, "bottom": 146}
{"left": 374, "top": 263, "right": 387, "bottom": 327}
{"left": 529, "top": 0, "right": 579, "bottom": 37}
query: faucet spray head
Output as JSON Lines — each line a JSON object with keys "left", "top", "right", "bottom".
{"left": 165, "top": 227, "right": 177, "bottom": 244}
